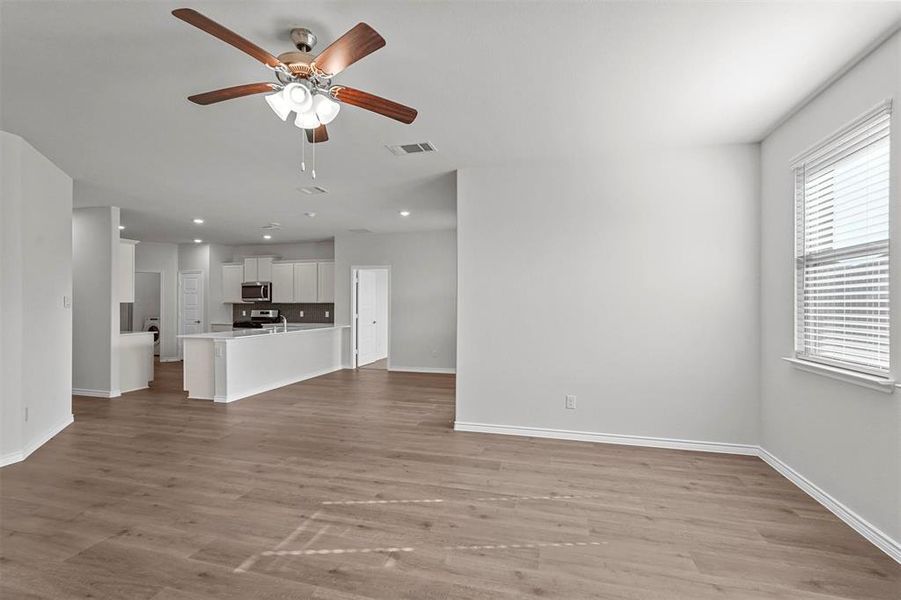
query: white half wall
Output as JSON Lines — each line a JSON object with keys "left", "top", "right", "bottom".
{"left": 134, "top": 242, "right": 179, "bottom": 360}
{"left": 334, "top": 231, "right": 457, "bottom": 371}
{"left": 760, "top": 31, "right": 900, "bottom": 546}
{"left": 72, "top": 204, "right": 120, "bottom": 396}
{"left": 456, "top": 147, "right": 761, "bottom": 445}
{"left": 1, "top": 132, "right": 74, "bottom": 466}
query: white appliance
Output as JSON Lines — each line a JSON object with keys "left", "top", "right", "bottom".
{"left": 143, "top": 317, "right": 161, "bottom": 355}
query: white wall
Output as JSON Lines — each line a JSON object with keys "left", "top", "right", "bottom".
{"left": 134, "top": 242, "right": 179, "bottom": 360}
{"left": 72, "top": 205, "right": 120, "bottom": 395}
{"left": 760, "top": 32, "right": 900, "bottom": 545}
{"left": 1, "top": 132, "right": 74, "bottom": 465}
{"left": 230, "top": 240, "right": 334, "bottom": 262}
{"left": 334, "top": 231, "right": 457, "bottom": 371}
{"left": 456, "top": 147, "right": 760, "bottom": 445}
{"left": 207, "top": 243, "right": 232, "bottom": 325}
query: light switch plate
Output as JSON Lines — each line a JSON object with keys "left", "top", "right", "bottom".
{"left": 565, "top": 395, "right": 576, "bottom": 410}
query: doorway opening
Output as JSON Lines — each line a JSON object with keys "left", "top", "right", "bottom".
{"left": 135, "top": 272, "right": 162, "bottom": 356}
{"left": 351, "top": 267, "right": 389, "bottom": 370}
{"left": 178, "top": 270, "right": 204, "bottom": 359}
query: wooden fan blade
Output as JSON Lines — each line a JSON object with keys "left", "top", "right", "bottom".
{"left": 311, "top": 23, "right": 385, "bottom": 76}
{"left": 331, "top": 86, "right": 417, "bottom": 124}
{"left": 188, "top": 83, "right": 277, "bottom": 105}
{"left": 305, "top": 125, "right": 329, "bottom": 143}
{"left": 172, "top": 8, "right": 283, "bottom": 69}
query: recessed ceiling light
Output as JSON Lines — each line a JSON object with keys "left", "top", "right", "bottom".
{"left": 193, "top": 218, "right": 204, "bottom": 224}
{"left": 305, "top": 212, "right": 316, "bottom": 218}
{"left": 263, "top": 234, "right": 272, "bottom": 240}
{"left": 399, "top": 210, "right": 411, "bottom": 217}
{"left": 193, "top": 239, "right": 202, "bottom": 243}
{"left": 118, "top": 225, "right": 126, "bottom": 230}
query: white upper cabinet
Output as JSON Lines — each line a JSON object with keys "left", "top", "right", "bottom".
{"left": 243, "top": 257, "right": 273, "bottom": 282}
{"left": 270, "top": 262, "right": 295, "bottom": 303}
{"left": 293, "top": 263, "right": 319, "bottom": 303}
{"left": 257, "top": 257, "right": 272, "bottom": 281}
{"left": 223, "top": 258, "right": 333, "bottom": 304}
{"left": 118, "top": 239, "right": 138, "bottom": 303}
{"left": 221, "top": 263, "right": 245, "bottom": 303}
{"left": 317, "top": 262, "right": 335, "bottom": 303}
{"left": 243, "top": 257, "right": 256, "bottom": 281}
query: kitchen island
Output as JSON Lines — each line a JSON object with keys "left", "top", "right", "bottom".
{"left": 178, "top": 324, "right": 348, "bottom": 403}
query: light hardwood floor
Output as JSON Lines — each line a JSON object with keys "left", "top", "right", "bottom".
{"left": 1, "top": 361, "right": 897, "bottom": 599}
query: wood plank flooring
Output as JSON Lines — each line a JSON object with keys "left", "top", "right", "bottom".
{"left": 1, "top": 361, "right": 897, "bottom": 599}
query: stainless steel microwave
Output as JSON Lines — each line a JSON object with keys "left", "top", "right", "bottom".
{"left": 241, "top": 281, "right": 271, "bottom": 302}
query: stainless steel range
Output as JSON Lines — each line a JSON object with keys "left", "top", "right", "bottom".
{"left": 233, "top": 309, "right": 280, "bottom": 329}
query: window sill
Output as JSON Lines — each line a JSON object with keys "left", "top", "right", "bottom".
{"left": 782, "top": 357, "right": 895, "bottom": 394}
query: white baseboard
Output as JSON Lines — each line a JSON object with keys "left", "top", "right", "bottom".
{"left": 758, "top": 448, "right": 901, "bottom": 563}
{"left": 1, "top": 414, "right": 74, "bottom": 468}
{"left": 454, "top": 420, "right": 899, "bottom": 563}
{"left": 453, "top": 421, "right": 758, "bottom": 455}
{"left": 390, "top": 366, "right": 456, "bottom": 374}
{"left": 72, "top": 388, "right": 121, "bottom": 398}
{"left": 120, "top": 384, "right": 150, "bottom": 394}
{"left": 159, "top": 356, "right": 181, "bottom": 363}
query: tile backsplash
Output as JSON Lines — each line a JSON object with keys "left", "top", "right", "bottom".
{"left": 232, "top": 302, "right": 334, "bottom": 324}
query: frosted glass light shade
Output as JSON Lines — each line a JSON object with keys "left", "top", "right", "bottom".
{"left": 282, "top": 83, "right": 313, "bottom": 113}
{"left": 312, "top": 94, "right": 340, "bottom": 125}
{"left": 294, "top": 109, "right": 321, "bottom": 130}
{"left": 265, "top": 92, "right": 291, "bottom": 121}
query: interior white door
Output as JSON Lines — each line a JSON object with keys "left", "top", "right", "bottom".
{"left": 179, "top": 271, "right": 204, "bottom": 355}
{"left": 374, "top": 270, "right": 389, "bottom": 358}
{"left": 356, "top": 270, "right": 379, "bottom": 366}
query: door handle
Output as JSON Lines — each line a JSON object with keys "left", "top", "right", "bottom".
{"left": 194, "top": 320, "right": 201, "bottom": 324}
{"left": 372, "top": 321, "right": 377, "bottom": 324}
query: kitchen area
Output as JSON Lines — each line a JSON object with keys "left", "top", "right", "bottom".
{"left": 179, "top": 253, "right": 349, "bottom": 403}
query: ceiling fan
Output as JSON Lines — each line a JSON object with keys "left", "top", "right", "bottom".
{"left": 172, "top": 8, "right": 418, "bottom": 144}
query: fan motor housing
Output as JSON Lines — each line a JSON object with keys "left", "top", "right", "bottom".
{"left": 277, "top": 50, "right": 315, "bottom": 78}
{"left": 290, "top": 28, "right": 317, "bottom": 52}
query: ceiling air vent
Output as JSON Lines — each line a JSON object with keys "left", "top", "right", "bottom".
{"left": 299, "top": 185, "right": 328, "bottom": 195}
{"left": 386, "top": 141, "right": 437, "bottom": 156}
{"left": 348, "top": 228, "right": 373, "bottom": 234}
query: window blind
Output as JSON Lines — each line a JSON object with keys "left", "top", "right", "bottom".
{"left": 794, "top": 101, "right": 892, "bottom": 375}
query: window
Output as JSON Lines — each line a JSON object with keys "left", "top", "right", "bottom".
{"left": 793, "top": 102, "right": 892, "bottom": 376}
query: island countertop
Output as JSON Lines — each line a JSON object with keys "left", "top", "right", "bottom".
{"left": 178, "top": 324, "right": 348, "bottom": 341}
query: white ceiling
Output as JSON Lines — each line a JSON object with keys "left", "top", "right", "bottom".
{"left": 2, "top": 1, "right": 899, "bottom": 244}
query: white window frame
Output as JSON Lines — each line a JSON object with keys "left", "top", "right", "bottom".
{"left": 791, "top": 101, "right": 893, "bottom": 380}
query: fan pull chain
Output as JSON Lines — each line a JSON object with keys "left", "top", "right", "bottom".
{"left": 300, "top": 132, "right": 306, "bottom": 173}
{"left": 311, "top": 131, "right": 316, "bottom": 179}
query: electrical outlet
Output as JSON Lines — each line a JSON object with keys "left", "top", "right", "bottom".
{"left": 325, "top": 310, "right": 330, "bottom": 318}
{"left": 565, "top": 395, "right": 576, "bottom": 410}
{"left": 299, "top": 310, "right": 304, "bottom": 318}
{"left": 242, "top": 310, "right": 247, "bottom": 316}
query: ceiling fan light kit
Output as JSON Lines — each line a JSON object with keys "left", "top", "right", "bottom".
{"left": 173, "top": 7, "right": 418, "bottom": 147}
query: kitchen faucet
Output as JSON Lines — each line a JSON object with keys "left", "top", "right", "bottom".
{"left": 280, "top": 315, "right": 288, "bottom": 332}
